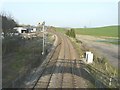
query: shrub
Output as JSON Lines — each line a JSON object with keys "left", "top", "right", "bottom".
{"left": 65, "top": 28, "right": 76, "bottom": 38}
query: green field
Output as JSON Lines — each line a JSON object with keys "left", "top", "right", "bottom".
{"left": 54, "top": 27, "right": 66, "bottom": 33}
{"left": 55, "top": 26, "right": 119, "bottom": 37}
{"left": 75, "top": 26, "right": 118, "bottom": 37}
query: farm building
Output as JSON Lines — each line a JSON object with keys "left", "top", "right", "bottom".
{"left": 13, "top": 27, "right": 28, "bottom": 33}
{"left": 13, "top": 27, "right": 37, "bottom": 33}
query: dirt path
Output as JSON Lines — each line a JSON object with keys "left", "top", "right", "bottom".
{"left": 76, "top": 35, "right": 118, "bottom": 68}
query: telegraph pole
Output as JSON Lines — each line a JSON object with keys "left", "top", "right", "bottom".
{"left": 42, "top": 21, "right": 45, "bottom": 55}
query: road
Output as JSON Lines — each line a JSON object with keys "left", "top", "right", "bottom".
{"left": 76, "top": 35, "right": 118, "bottom": 68}
{"left": 32, "top": 30, "right": 91, "bottom": 88}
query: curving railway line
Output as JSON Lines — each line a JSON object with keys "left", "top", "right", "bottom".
{"left": 32, "top": 31, "right": 88, "bottom": 89}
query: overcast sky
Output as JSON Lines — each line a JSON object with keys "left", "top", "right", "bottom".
{"left": 0, "top": 0, "right": 119, "bottom": 28}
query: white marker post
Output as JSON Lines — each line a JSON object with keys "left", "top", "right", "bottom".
{"left": 85, "top": 51, "right": 93, "bottom": 64}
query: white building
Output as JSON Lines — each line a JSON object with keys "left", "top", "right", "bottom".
{"left": 13, "top": 27, "right": 28, "bottom": 33}
{"left": 85, "top": 51, "right": 93, "bottom": 64}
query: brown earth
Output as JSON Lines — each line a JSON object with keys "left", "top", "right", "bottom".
{"left": 76, "top": 35, "right": 118, "bottom": 68}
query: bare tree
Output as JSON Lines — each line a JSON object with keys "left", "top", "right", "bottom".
{"left": 0, "top": 12, "right": 18, "bottom": 37}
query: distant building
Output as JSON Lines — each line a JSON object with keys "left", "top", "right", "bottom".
{"left": 13, "top": 27, "right": 37, "bottom": 33}
{"left": 13, "top": 27, "right": 28, "bottom": 33}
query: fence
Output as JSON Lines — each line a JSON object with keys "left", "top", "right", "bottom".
{"left": 84, "top": 64, "right": 119, "bottom": 88}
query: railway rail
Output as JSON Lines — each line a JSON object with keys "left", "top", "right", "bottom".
{"left": 32, "top": 31, "right": 89, "bottom": 89}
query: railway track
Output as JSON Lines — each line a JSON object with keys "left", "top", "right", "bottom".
{"left": 32, "top": 31, "right": 88, "bottom": 89}
{"left": 33, "top": 32, "right": 62, "bottom": 88}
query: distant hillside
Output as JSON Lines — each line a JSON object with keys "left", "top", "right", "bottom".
{"left": 55, "top": 26, "right": 118, "bottom": 37}
{"left": 54, "top": 27, "right": 66, "bottom": 33}
{"left": 75, "top": 26, "right": 118, "bottom": 37}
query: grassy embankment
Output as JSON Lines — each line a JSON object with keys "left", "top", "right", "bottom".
{"left": 3, "top": 33, "right": 54, "bottom": 87}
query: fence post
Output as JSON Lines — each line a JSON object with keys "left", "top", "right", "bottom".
{"left": 109, "top": 77, "right": 112, "bottom": 86}
{"left": 105, "top": 63, "right": 108, "bottom": 71}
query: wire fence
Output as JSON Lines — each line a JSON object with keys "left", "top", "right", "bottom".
{"left": 84, "top": 64, "right": 119, "bottom": 88}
